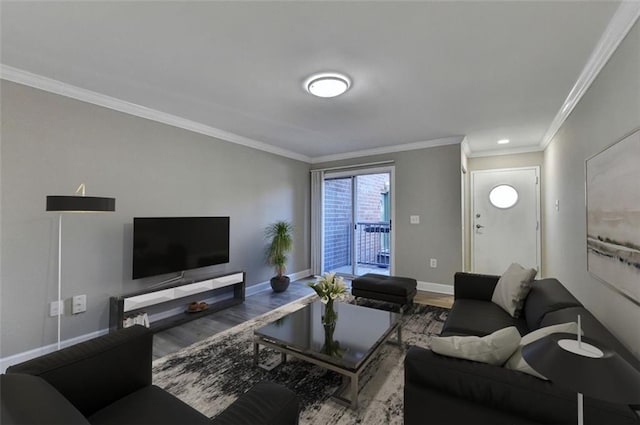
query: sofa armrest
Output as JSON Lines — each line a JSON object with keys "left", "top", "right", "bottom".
{"left": 6, "top": 325, "right": 152, "bottom": 417}
{"left": 1, "top": 374, "right": 90, "bottom": 425}
{"left": 404, "top": 346, "right": 639, "bottom": 424}
{"left": 454, "top": 272, "right": 500, "bottom": 301}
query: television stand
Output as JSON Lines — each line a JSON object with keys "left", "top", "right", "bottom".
{"left": 109, "top": 271, "right": 245, "bottom": 333}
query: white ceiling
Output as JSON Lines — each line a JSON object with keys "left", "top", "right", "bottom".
{"left": 0, "top": 1, "right": 621, "bottom": 161}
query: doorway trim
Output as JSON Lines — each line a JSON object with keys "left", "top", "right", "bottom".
{"left": 470, "top": 166, "right": 541, "bottom": 274}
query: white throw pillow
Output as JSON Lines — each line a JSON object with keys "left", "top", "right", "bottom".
{"left": 504, "top": 322, "right": 580, "bottom": 379}
{"left": 492, "top": 263, "right": 537, "bottom": 318}
{"left": 431, "top": 326, "right": 521, "bottom": 366}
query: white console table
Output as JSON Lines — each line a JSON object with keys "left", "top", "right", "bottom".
{"left": 109, "top": 271, "right": 245, "bottom": 332}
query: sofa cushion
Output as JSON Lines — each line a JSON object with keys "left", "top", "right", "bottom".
{"left": 453, "top": 272, "right": 500, "bottom": 301}
{"left": 405, "top": 346, "right": 640, "bottom": 424}
{"left": 442, "top": 299, "right": 529, "bottom": 337}
{"left": 505, "top": 322, "right": 579, "bottom": 379}
{"left": 1, "top": 374, "right": 89, "bottom": 425}
{"left": 212, "top": 381, "right": 299, "bottom": 425}
{"left": 491, "top": 263, "right": 537, "bottom": 318}
{"left": 431, "top": 327, "right": 521, "bottom": 366}
{"left": 88, "top": 385, "right": 210, "bottom": 425}
{"left": 7, "top": 325, "right": 152, "bottom": 417}
{"left": 523, "top": 278, "right": 582, "bottom": 330}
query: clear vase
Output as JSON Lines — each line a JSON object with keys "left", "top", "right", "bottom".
{"left": 320, "top": 299, "right": 342, "bottom": 356}
{"left": 322, "top": 298, "right": 337, "bottom": 326}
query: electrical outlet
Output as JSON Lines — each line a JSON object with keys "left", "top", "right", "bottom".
{"left": 410, "top": 215, "right": 420, "bottom": 224}
{"left": 430, "top": 258, "right": 437, "bottom": 268}
{"left": 72, "top": 295, "right": 87, "bottom": 314}
{"left": 49, "top": 300, "right": 64, "bottom": 317}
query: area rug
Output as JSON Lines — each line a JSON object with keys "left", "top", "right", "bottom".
{"left": 152, "top": 296, "right": 448, "bottom": 424}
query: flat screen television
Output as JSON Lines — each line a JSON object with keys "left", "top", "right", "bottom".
{"left": 132, "top": 217, "right": 230, "bottom": 280}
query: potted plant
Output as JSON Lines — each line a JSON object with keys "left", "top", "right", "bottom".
{"left": 265, "top": 220, "right": 293, "bottom": 292}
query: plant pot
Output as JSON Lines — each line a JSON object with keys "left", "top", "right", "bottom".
{"left": 270, "top": 276, "right": 290, "bottom": 293}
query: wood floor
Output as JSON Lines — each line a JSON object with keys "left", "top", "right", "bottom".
{"left": 414, "top": 291, "right": 454, "bottom": 309}
{"left": 152, "top": 278, "right": 453, "bottom": 360}
{"left": 152, "top": 280, "right": 315, "bottom": 360}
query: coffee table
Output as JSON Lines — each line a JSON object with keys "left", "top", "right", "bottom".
{"left": 253, "top": 300, "right": 402, "bottom": 409}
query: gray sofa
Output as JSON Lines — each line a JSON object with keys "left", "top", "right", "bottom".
{"left": 404, "top": 272, "right": 640, "bottom": 424}
{"left": 1, "top": 325, "right": 299, "bottom": 425}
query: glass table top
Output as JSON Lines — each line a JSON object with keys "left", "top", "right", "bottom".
{"left": 254, "top": 300, "right": 400, "bottom": 369}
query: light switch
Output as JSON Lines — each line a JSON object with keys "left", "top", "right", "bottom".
{"left": 410, "top": 215, "right": 420, "bottom": 224}
{"left": 72, "top": 295, "right": 87, "bottom": 314}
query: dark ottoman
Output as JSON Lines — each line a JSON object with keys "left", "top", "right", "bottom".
{"left": 352, "top": 273, "right": 417, "bottom": 312}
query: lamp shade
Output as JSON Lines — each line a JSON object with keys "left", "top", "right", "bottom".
{"left": 522, "top": 333, "right": 640, "bottom": 404}
{"left": 46, "top": 195, "right": 115, "bottom": 212}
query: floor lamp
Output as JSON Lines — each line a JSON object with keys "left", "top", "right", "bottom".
{"left": 46, "top": 183, "right": 115, "bottom": 350}
{"left": 522, "top": 317, "right": 640, "bottom": 425}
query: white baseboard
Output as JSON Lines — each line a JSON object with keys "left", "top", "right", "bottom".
{"left": 289, "top": 269, "right": 313, "bottom": 282}
{"left": 245, "top": 281, "right": 272, "bottom": 297}
{"left": 1, "top": 268, "right": 314, "bottom": 372}
{"left": 0, "top": 328, "right": 109, "bottom": 373}
{"left": 417, "top": 281, "right": 454, "bottom": 295}
{"left": 245, "top": 269, "right": 313, "bottom": 297}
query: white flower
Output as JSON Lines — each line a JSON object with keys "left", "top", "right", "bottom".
{"left": 308, "top": 270, "right": 348, "bottom": 302}
{"left": 324, "top": 271, "right": 336, "bottom": 282}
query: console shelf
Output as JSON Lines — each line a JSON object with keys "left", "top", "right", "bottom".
{"left": 109, "top": 271, "right": 245, "bottom": 332}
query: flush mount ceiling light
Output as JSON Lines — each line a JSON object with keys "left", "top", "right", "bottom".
{"left": 497, "top": 139, "right": 510, "bottom": 145}
{"left": 305, "top": 72, "right": 351, "bottom": 98}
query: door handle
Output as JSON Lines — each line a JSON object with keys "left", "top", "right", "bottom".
{"left": 476, "top": 224, "right": 485, "bottom": 229}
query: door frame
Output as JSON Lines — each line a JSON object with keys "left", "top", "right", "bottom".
{"left": 470, "top": 166, "right": 541, "bottom": 273}
{"left": 324, "top": 165, "right": 396, "bottom": 276}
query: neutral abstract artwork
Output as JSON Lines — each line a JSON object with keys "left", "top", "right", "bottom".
{"left": 586, "top": 129, "right": 640, "bottom": 305}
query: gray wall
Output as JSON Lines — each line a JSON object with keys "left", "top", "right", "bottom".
{"left": 314, "top": 144, "right": 463, "bottom": 286}
{"left": 0, "top": 81, "right": 310, "bottom": 357}
{"left": 543, "top": 21, "right": 639, "bottom": 357}
{"left": 468, "top": 151, "right": 543, "bottom": 171}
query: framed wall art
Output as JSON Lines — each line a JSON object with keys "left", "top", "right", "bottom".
{"left": 586, "top": 128, "right": 640, "bottom": 305}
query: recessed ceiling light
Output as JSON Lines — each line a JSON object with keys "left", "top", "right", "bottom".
{"left": 497, "top": 139, "right": 510, "bottom": 145}
{"left": 305, "top": 72, "right": 351, "bottom": 98}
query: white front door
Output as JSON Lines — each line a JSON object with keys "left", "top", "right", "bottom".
{"left": 471, "top": 167, "right": 540, "bottom": 275}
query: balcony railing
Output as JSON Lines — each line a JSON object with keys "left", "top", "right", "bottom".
{"left": 356, "top": 221, "right": 390, "bottom": 268}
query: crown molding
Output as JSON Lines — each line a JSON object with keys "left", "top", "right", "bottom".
{"left": 310, "top": 135, "right": 464, "bottom": 164}
{"left": 540, "top": 1, "right": 640, "bottom": 151}
{"left": 0, "top": 64, "right": 312, "bottom": 163}
{"left": 467, "top": 144, "right": 544, "bottom": 158}
{"left": 460, "top": 137, "right": 471, "bottom": 157}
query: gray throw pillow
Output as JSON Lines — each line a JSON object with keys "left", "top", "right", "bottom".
{"left": 505, "top": 322, "right": 579, "bottom": 379}
{"left": 431, "top": 326, "right": 521, "bottom": 366}
{"left": 492, "top": 263, "right": 537, "bottom": 317}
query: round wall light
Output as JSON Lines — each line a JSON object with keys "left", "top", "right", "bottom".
{"left": 305, "top": 72, "right": 351, "bottom": 98}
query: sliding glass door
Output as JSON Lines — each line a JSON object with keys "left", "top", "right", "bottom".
{"left": 322, "top": 168, "right": 393, "bottom": 277}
